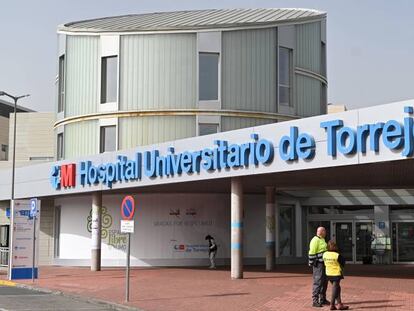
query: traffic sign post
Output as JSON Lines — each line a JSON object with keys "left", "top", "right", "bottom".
{"left": 126, "top": 232, "right": 131, "bottom": 302}
{"left": 120, "top": 196, "right": 135, "bottom": 302}
{"left": 30, "top": 198, "right": 37, "bottom": 283}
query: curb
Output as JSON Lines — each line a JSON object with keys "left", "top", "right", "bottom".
{"left": 9, "top": 282, "right": 142, "bottom": 311}
{"left": 0, "top": 280, "right": 17, "bottom": 287}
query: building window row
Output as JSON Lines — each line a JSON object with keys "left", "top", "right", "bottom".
{"left": 59, "top": 45, "right": 294, "bottom": 113}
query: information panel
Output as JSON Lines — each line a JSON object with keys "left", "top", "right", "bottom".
{"left": 10, "top": 200, "right": 41, "bottom": 280}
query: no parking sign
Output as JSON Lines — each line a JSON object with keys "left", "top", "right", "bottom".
{"left": 120, "top": 195, "right": 135, "bottom": 220}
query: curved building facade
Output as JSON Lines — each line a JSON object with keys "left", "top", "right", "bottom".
{"left": 55, "top": 8, "right": 327, "bottom": 159}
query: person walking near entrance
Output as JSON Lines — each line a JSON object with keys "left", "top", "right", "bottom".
{"left": 308, "top": 227, "right": 329, "bottom": 308}
{"left": 205, "top": 235, "right": 217, "bottom": 269}
{"left": 323, "top": 240, "right": 349, "bottom": 310}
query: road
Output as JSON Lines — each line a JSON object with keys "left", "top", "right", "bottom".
{"left": 0, "top": 286, "right": 120, "bottom": 311}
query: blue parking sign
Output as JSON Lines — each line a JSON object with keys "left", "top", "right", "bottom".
{"left": 30, "top": 199, "right": 37, "bottom": 218}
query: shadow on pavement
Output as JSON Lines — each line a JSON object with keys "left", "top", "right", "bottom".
{"left": 136, "top": 292, "right": 250, "bottom": 302}
{"left": 346, "top": 300, "right": 397, "bottom": 305}
{"left": 357, "top": 305, "right": 404, "bottom": 309}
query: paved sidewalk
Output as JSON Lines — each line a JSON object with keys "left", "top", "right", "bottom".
{"left": 2, "top": 265, "right": 414, "bottom": 311}
{"left": 0, "top": 285, "right": 118, "bottom": 311}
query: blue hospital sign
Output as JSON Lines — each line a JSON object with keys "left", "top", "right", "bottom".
{"left": 49, "top": 106, "right": 414, "bottom": 190}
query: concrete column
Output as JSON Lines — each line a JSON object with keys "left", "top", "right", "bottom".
{"left": 265, "top": 187, "right": 275, "bottom": 271}
{"left": 295, "top": 201, "right": 303, "bottom": 258}
{"left": 91, "top": 192, "right": 102, "bottom": 271}
{"left": 231, "top": 177, "right": 243, "bottom": 279}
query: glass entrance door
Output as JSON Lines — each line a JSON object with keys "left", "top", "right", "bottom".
{"left": 355, "top": 222, "right": 373, "bottom": 263}
{"left": 392, "top": 222, "right": 414, "bottom": 263}
{"left": 332, "top": 221, "right": 373, "bottom": 263}
{"left": 333, "top": 222, "right": 353, "bottom": 262}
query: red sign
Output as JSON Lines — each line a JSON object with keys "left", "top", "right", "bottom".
{"left": 121, "top": 196, "right": 135, "bottom": 220}
{"left": 61, "top": 164, "right": 76, "bottom": 188}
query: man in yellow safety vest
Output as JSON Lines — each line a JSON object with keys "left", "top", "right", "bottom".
{"left": 308, "top": 227, "right": 329, "bottom": 308}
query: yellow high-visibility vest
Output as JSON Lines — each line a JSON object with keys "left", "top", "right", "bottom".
{"left": 323, "top": 251, "right": 342, "bottom": 276}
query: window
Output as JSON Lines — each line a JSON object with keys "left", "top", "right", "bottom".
{"left": 307, "top": 206, "right": 331, "bottom": 214}
{"left": 199, "top": 53, "right": 219, "bottom": 101}
{"left": 57, "top": 133, "right": 64, "bottom": 160}
{"left": 321, "top": 84, "right": 327, "bottom": 114}
{"left": 199, "top": 123, "right": 218, "bottom": 136}
{"left": 391, "top": 206, "right": 414, "bottom": 214}
{"left": 100, "top": 126, "right": 116, "bottom": 153}
{"left": 279, "top": 47, "right": 292, "bottom": 107}
{"left": 331, "top": 206, "right": 374, "bottom": 215}
{"left": 0, "top": 144, "right": 8, "bottom": 161}
{"left": 0, "top": 225, "right": 9, "bottom": 247}
{"left": 279, "top": 205, "right": 295, "bottom": 256}
{"left": 101, "top": 56, "right": 118, "bottom": 103}
{"left": 58, "top": 55, "right": 65, "bottom": 112}
{"left": 321, "top": 42, "right": 326, "bottom": 77}
{"left": 29, "top": 156, "right": 54, "bottom": 161}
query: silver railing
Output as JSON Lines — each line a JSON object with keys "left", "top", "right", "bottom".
{"left": 0, "top": 247, "right": 9, "bottom": 267}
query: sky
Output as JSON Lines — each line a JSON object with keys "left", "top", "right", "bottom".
{"left": 1, "top": 0, "right": 414, "bottom": 112}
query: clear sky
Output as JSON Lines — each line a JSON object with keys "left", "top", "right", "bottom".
{"left": 1, "top": 0, "right": 413, "bottom": 112}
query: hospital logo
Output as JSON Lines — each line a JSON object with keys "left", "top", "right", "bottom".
{"left": 50, "top": 163, "right": 76, "bottom": 190}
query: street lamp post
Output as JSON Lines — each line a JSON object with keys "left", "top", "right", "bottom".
{"left": 0, "top": 91, "right": 30, "bottom": 279}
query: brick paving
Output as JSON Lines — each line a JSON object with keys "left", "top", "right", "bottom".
{"left": 3, "top": 265, "right": 414, "bottom": 311}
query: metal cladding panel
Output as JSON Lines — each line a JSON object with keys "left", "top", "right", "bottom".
{"left": 296, "top": 75, "right": 321, "bottom": 117}
{"left": 119, "top": 116, "right": 196, "bottom": 149}
{"left": 295, "top": 22, "right": 321, "bottom": 74}
{"left": 64, "top": 120, "right": 98, "bottom": 158}
{"left": 120, "top": 34, "right": 197, "bottom": 111}
{"left": 65, "top": 36, "right": 100, "bottom": 117}
{"left": 222, "top": 28, "right": 276, "bottom": 113}
{"left": 221, "top": 117, "right": 274, "bottom": 132}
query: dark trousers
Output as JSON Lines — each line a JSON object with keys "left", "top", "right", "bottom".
{"left": 312, "top": 263, "right": 328, "bottom": 303}
{"left": 330, "top": 280, "right": 342, "bottom": 304}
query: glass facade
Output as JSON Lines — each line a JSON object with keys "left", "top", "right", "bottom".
{"left": 308, "top": 206, "right": 374, "bottom": 215}
{"left": 392, "top": 222, "right": 414, "bottom": 262}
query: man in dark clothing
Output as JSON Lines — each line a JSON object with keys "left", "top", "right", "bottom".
{"left": 205, "top": 235, "right": 217, "bottom": 269}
